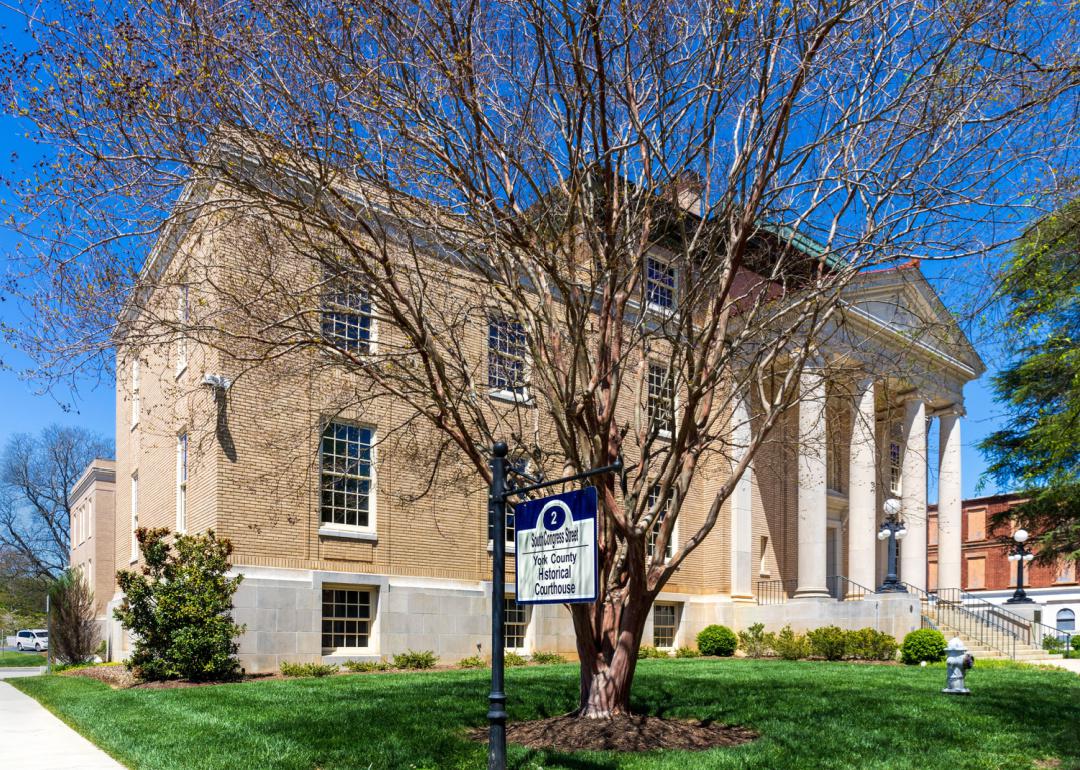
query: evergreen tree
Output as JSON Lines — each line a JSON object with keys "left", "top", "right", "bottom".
{"left": 980, "top": 202, "right": 1080, "bottom": 563}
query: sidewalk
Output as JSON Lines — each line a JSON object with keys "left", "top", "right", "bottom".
{"left": 0, "top": 678, "right": 124, "bottom": 769}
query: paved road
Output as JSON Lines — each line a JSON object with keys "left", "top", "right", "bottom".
{"left": 0, "top": 678, "right": 125, "bottom": 768}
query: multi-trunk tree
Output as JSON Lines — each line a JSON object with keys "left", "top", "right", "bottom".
{"left": 3, "top": 0, "right": 1079, "bottom": 717}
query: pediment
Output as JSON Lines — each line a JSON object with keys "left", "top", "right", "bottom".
{"left": 842, "top": 264, "right": 985, "bottom": 380}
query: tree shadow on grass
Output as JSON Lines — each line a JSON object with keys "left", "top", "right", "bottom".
{"left": 17, "top": 661, "right": 1080, "bottom": 770}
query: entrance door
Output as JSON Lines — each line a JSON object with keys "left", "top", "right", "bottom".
{"left": 826, "top": 524, "right": 839, "bottom": 598}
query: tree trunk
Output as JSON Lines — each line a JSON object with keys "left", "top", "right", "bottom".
{"left": 573, "top": 602, "right": 646, "bottom": 718}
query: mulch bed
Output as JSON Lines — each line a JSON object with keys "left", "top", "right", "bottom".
{"left": 61, "top": 665, "right": 278, "bottom": 689}
{"left": 470, "top": 714, "right": 758, "bottom": 753}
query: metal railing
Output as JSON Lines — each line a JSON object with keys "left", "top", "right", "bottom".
{"left": 755, "top": 578, "right": 797, "bottom": 605}
{"left": 826, "top": 575, "right": 873, "bottom": 602}
{"left": 906, "top": 584, "right": 1015, "bottom": 659}
{"left": 754, "top": 576, "right": 872, "bottom": 605}
{"left": 937, "top": 588, "right": 1072, "bottom": 653}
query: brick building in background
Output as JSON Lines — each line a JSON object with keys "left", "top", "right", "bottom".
{"left": 71, "top": 171, "right": 987, "bottom": 672}
{"left": 928, "top": 492, "right": 1078, "bottom": 639}
{"left": 68, "top": 459, "right": 117, "bottom": 633}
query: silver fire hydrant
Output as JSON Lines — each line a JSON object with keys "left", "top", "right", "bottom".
{"left": 942, "top": 637, "right": 974, "bottom": 695}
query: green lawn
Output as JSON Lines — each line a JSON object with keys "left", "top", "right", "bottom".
{"left": 0, "top": 650, "right": 46, "bottom": 666}
{"left": 11, "top": 659, "right": 1080, "bottom": 769}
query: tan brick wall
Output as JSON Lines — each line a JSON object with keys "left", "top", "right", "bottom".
{"left": 69, "top": 459, "right": 116, "bottom": 617}
{"left": 108, "top": 202, "right": 848, "bottom": 601}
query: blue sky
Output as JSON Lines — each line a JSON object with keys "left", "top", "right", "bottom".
{"left": 0, "top": 3, "right": 1011, "bottom": 503}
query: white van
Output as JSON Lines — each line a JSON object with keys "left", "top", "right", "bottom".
{"left": 14, "top": 629, "right": 48, "bottom": 652}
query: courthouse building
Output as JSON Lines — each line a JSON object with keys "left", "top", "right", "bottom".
{"left": 72, "top": 179, "right": 986, "bottom": 672}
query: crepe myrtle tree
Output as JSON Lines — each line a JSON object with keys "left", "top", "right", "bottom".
{"left": 4, "top": 0, "right": 1079, "bottom": 717}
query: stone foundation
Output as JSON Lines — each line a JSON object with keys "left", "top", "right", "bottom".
{"left": 100, "top": 566, "right": 919, "bottom": 673}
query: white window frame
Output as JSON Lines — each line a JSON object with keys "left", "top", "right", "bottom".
{"left": 175, "top": 284, "right": 189, "bottom": 377}
{"left": 503, "top": 596, "right": 530, "bottom": 652}
{"left": 646, "top": 484, "right": 676, "bottom": 563}
{"left": 321, "top": 269, "right": 376, "bottom": 356}
{"left": 487, "top": 315, "right": 531, "bottom": 403}
{"left": 646, "top": 361, "right": 675, "bottom": 439}
{"left": 652, "top": 602, "right": 680, "bottom": 649}
{"left": 318, "top": 420, "right": 378, "bottom": 539}
{"left": 130, "top": 359, "right": 140, "bottom": 428}
{"left": 130, "top": 472, "right": 139, "bottom": 563}
{"left": 888, "top": 421, "right": 903, "bottom": 497}
{"left": 321, "top": 586, "right": 376, "bottom": 653}
{"left": 645, "top": 252, "right": 678, "bottom": 315}
{"left": 176, "top": 433, "right": 188, "bottom": 534}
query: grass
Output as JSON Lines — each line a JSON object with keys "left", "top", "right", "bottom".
{"left": 11, "top": 658, "right": 1080, "bottom": 769}
{"left": 0, "top": 650, "right": 46, "bottom": 667}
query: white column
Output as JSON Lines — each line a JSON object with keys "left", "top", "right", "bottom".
{"left": 795, "top": 367, "right": 830, "bottom": 598}
{"left": 847, "top": 378, "right": 877, "bottom": 591}
{"left": 730, "top": 395, "right": 754, "bottom": 601}
{"left": 937, "top": 409, "right": 963, "bottom": 591}
{"left": 899, "top": 397, "right": 928, "bottom": 592}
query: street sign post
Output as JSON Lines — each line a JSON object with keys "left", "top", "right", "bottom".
{"left": 514, "top": 487, "right": 597, "bottom": 605}
{"left": 485, "top": 441, "right": 620, "bottom": 770}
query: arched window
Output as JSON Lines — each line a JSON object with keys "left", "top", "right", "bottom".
{"left": 1057, "top": 609, "right": 1076, "bottom": 633}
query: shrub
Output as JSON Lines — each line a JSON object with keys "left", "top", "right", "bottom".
{"left": 845, "top": 628, "right": 898, "bottom": 661}
{"left": 807, "top": 626, "right": 847, "bottom": 661}
{"left": 280, "top": 661, "right": 338, "bottom": 677}
{"left": 47, "top": 568, "right": 100, "bottom": 666}
{"left": 504, "top": 651, "right": 528, "bottom": 667}
{"left": 530, "top": 650, "right": 565, "bottom": 665}
{"left": 697, "top": 625, "right": 738, "bottom": 657}
{"left": 675, "top": 646, "right": 701, "bottom": 658}
{"left": 638, "top": 645, "right": 669, "bottom": 659}
{"left": 342, "top": 659, "right": 391, "bottom": 672}
{"left": 900, "top": 629, "right": 947, "bottom": 664}
{"left": 1042, "top": 636, "right": 1065, "bottom": 653}
{"left": 770, "top": 626, "right": 810, "bottom": 660}
{"left": 114, "top": 528, "right": 245, "bottom": 681}
{"left": 392, "top": 650, "right": 438, "bottom": 669}
{"left": 738, "top": 623, "right": 770, "bottom": 658}
{"left": 1072, "top": 636, "right": 1080, "bottom": 652}
{"left": 457, "top": 655, "right": 487, "bottom": 669}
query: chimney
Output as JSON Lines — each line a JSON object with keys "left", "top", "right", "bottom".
{"left": 668, "top": 171, "right": 705, "bottom": 217}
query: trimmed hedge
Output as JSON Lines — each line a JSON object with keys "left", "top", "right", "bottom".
{"left": 900, "top": 629, "right": 947, "bottom": 664}
{"left": 697, "top": 625, "right": 738, "bottom": 657}
{"left": 807, "top": 626, "right": 847, "bottom": 661}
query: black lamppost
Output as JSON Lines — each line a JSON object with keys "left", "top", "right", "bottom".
{"left": 876, "top": 497, "right": 908, "bottom": 593}
{"left": 1006, "top": 529, "right": 1035, "bottom": 604}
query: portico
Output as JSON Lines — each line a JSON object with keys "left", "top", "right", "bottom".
{"left": 732, "top": 263, "right": 985, "bottom": 610}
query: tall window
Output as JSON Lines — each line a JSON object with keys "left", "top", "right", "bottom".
{"left": 966, "top": 556, "right": 986, "bottom": 589}
{"left": 1057, "top": 609, "right": 1076, "bottom": 633}
{"left": 131, "top": 359, "right": 140, "bottom": 428}
{"left": 504, "top": 597, "right": 528, "bottom": 650}
{"left": 130, "top": 472, "right": 139, "bottom": 562}
{"left": 1055, "top": 561, "right": 1076, "bottom": 584}
{"left": 647, "top": 363, "right": 674, "bottom": 437}
{"left": 488, "top": 316, "right": 528, "bottom": 397}
{"left": 176, "top": 433, "right": 188, "bottom": 533}
{"left": 645, "top": 254, "right": 676, "bottom": 310}
{"left": 176, "top": 284, "right": 189, "bottom": 375}
{"left": 646, "top": 484, "right": 673, "bottom": 561}
{"left": 321, "top": 587, "right": 372, "bottom": 650}
{"left": 967, "top": 508, "right": 986, "bottom": 541}
{"left": 653, "top": 603, "right": 678, "bottom": 648}
{"left": 888, "top": 422, "right": 903, "bottom": 496}
{"left": 320, "top": 421, "right": 374, "bottom": 529}
{"left": 321, "top": 271, "right": 373, "bottom": 355}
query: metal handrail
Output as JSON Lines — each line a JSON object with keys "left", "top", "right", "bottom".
{"left": 904, "top": 584, "right": 1015, "bottom": 659}
{"left": 827, "top": 575, "right": 873, "bottom": 601}
{"left": 754, "top": 578, "right": 797, "bottom": 605}
{"left": 938, "top": 587, "right": 1070, "bottom": 652}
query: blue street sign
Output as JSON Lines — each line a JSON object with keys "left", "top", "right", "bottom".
{"left": 514, "top": 486, "right": 598, "bottom": 605}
